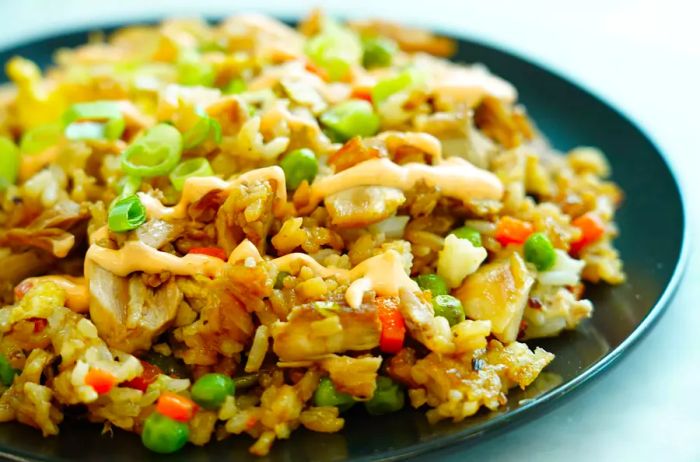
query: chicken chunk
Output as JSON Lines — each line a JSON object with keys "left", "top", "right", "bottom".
{"left": 270, "top": 302, "right": 381, "bottom": 361}
{"left": 88, "top": 264, "right": 181, "bottom": 353}
{"left": 325, "top": 186, "right": 405, "bottom": 228}
{"left": 454, "top": 252, "right": 534, "bottom": 343}
{"left": 319, "top": 355, "right": 382, "bottom": 399}
{"left": 397, "top": 288, "right": 454, "bottom": 354}
{"left": 347, "top": 19, "right": 455, "bottom": 57}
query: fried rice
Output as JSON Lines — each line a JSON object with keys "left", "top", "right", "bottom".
{"left": 0, "top": 10, "right": 625, "bottom": 456}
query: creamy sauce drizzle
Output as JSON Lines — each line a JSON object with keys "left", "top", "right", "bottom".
{"left": 86, "top": 241, "right": 226, "bottom": 278}
{"left": 84, "top": 132, "right": 499, "bottom": 307}
{"left": 433, "top": 66, "right": 517, "bottom": 107}
{"left": 301, "top": 157, "right": 503, "bottom": 213}
{"left": 20, "top": 275, "right": 89, "bottom": 313}
{"left": 138, "top": 166, "right": 287, "bottom": 220}
{"left": 86, "top": 239, "right": 417, "bottom": 308}
{"left": 377, "top": 131, "right": 443, "bottom": 162}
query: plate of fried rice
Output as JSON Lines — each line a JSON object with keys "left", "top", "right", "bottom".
{"left": 0, "top": 10, "right": 686, "bottom": 462}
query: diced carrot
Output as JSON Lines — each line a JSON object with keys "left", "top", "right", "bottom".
{"left": 156, "top": 392, "right": 198, "bottom": 423}
{"left": 570, "top": 212, "right": 605, "bottom": 254}
{"left": 188, "top": 247, "right": 228, "bottom": 261}
{"left": 123, "top": 361, "right": 162, "bottom": 392}
{"left": 495, "top": 217, "right": 534, "bottom": 245}
{"left": 376, "top": 297, "right": 406, "bottom": 354}
{"left": 85, "top": 368, "right": 118, "bottom": 395}
{"left": 350, "top": 87, "right": 373, "bottom": 103}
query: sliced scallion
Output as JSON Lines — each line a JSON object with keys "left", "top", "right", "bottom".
{"left": 0, "top": 137, "right": 20, "bottom": 189}
{"left": 121, "top": 124, "right": 182, "bottom": 178}
{"left": 182, "top": 111, "right": 222, "bottom": 150}
{"left": 19, "top": 123, "right": 62, "bottom": 155}
{"left": 108, "top": 194, "right": 147, "bottom": 232}
{"left": 169, "top": 158, "right": 214, "bottom": 191}
{"left": 62, "top": 101, "right": 125, "bottom": 141}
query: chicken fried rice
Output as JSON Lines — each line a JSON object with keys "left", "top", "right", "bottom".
{"left": 0, "top": 11, "right": 624, "bottom": 456}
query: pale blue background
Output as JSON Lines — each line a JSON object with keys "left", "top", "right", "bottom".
{"left": 0, "top": 1, "right": 697, "bottom": 460}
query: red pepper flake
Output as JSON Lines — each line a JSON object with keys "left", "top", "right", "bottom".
{"left": 246, "top": 416, "right": 258, "bottom": 430}
{"left": 567, "top": 283, "right": 585, "bottom": 299}
{"left": 123, "top": 361, "right": 162, "bottom": 392}
{"left": 517, "top": 320, "right": 529, "bottom": 340}
{"left": 29, "top": 318, "right": 48, "bottom": 333}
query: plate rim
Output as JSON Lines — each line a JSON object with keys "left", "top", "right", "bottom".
{"left": 0, "top": 17, "right": 690, "bottom": 462}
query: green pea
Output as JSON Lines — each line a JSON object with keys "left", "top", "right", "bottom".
{"left": 280, "top": 148, "right": 319, "bottom": 190}
{"left": 274, "top": 271, "right": 291, "bottom": 289}
{"left": 432, "top": 295, "right": 465, "bottom": 327}
{"left": 191, "top": 373, "right": 235, "bottom": 409}
{"left": 364, "top": 376, "right": 404, "bottom": 416}
{"left": 524, "top": 232, "right": 557, "bottom": 271}
{"left": 451, "top": 226, "right": 482, "bottom": 247}
{"left": 313, "top": 377, "right": 355, "bottom": 412}
{"left": 319, "top": 100, "right": 380, "bottom": 142}
{"left": 414, "top": 274, "right": 448, "bottom": 296}
{"left": 141, "top": 412, "right": 189, "bottom": 454}
{"left": 362, "top": 36, "right": 397, "bottom": 68}
{"left": 0, "top": 354, "right": 16, "bottom": 387}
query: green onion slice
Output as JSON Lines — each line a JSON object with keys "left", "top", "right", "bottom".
{"left": 305, "top": 20, "right": 362, "bottom": 82}
{"left": 372, "top": 67, "right": 426, "bottom": 107}
{"left": 362, "top": 36, "right": 397, "bottom": 69}
{"left": 182, "top": 110, "right": 222, "bottom": 150}
{"left": 0, "top": 137, "right": 20, "bottom": 190}
{"left": 62, "top": 101, "right": 125, "bottom": 140}
{"left": 177, "top": 50, "right": 216, "bottom": 87}
{"left": 121, "top": 124, "right": 182, "bottom": 178}
{"left": 108, "top": 194, "right": 147, "bottom": 232}
{"left": 319, "top": 100, "right": 379, "bottom": 141}
{"left": 169, "top": 157, "right": 214, "bottom": 191}
{"left": 115, "top": 175, "right": 141, "bottom": 198}
{"left": 20, "top": 123, "right": 62, "bottom": 155}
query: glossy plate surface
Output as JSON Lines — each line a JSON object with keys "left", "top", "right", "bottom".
{"left": 0, "top": 21, "right": 688, "bottom": 462}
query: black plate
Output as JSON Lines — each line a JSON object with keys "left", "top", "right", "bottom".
{"left": 0, "top": 20, "right": 688, "bottom": 462}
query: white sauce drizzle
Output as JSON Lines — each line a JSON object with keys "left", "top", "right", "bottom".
{"left": 86, "top": 239, "right": 417, "bottom": 308}
{"left": 301, "top": 157, "right": 502, "bottom": 213}
{"left": 138, "top": 166, "right": 287, "bottom": 220}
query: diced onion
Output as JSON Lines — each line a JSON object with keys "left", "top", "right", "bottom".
{"left": 537, "top": 249, "right": 585, "bottom": 286}
{"left": 369, "top": 215, "right": 410, "bottom": 239}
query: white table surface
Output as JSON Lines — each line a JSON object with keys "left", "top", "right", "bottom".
{"left": 0, "top": 1, "right": 697, "bottom": 460}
